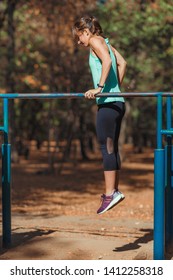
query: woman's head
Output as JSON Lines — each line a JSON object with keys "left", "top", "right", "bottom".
{"left": 72, "top": 15, "right": 103, "bottom": 46}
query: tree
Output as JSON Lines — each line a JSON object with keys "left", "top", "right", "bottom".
{"left": 95, "top": 0, "right": 173, "bottom": 150}
{"left": 0, "top": 0, "right": 98, "bottom": 170}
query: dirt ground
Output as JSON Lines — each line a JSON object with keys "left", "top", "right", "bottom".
{"left": 0, "top": 144, "right": 172, "bottom": 260}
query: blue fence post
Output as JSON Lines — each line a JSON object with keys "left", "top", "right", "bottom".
{"left": 154, "top": 94, "right": 165, "bottom": 260}
{"left": 1, "top": 98, "right": 11, "bottom": 248}
{"left": 165, "top": 96, "right": 173, "bottom": 251}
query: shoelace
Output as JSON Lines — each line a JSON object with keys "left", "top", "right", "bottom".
{"left": 100, "top": 194, "right": 112, "bottom": 203}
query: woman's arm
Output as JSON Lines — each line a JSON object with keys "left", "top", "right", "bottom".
{"left": 111, "top": 46, "right": 127, "bottom": 85}
{"left": 85, "top": 37, "right": 112, "bottom": 99}
{"left": 91, "top": 38, "right": 112, "bottom": 87}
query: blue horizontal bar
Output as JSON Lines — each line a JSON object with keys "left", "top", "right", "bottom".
{"left": 97, "top": 92, "right": 172, "bottom": 97}
{"left": 161, "top": 129, "right": 173, "bottom": 135}
{"left": 0, "top": 126, "right": 4, "bottom": 131}
{"left": 0, "top": 92, "right": 172, "bottom": 99}
{"left": 0, "top": 93, "right": 84, "bottom": 99}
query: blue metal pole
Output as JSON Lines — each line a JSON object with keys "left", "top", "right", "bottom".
{"left": 154, "top": 94, "right": 165, "bottom": 259}
{"left": 166, "top": 97, "right": 172, "bottom": 129}
{"left": 1, "top": 98, "right": 11, "bottom": 248}
{"left": 0, "top": 92, "right": 172, "bottom": 99}
{"left": 0, "top": 91, "right": 172, "bottom": 255}
{"left": 154, "top": 150, "right": 165, "bottom": 259}
{"left": 165, "top": 96, "right": 173, "bottom": 250}
{"left": 156, "top": 95, "right": 163, "bottom": 150}
{"left": 3, "top": 98, "right": 9, "bottom": 143}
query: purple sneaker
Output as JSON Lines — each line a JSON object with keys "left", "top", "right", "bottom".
{"left": 97, "top": 190, "right": 125, "bottom": 214}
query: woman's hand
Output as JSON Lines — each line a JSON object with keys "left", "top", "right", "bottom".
{"left": 84, "top": 88, "right": 101, "bottom": 99}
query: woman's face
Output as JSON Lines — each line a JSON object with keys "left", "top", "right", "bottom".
{"left": 77, "top": 29, "right": 91, "bottom": 47}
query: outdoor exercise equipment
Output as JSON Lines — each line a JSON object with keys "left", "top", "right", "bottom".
{"left": 0, "top": 92, "right": 173, "bottom": 260}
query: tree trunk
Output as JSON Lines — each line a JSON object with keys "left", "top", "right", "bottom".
{"left": 79, "top": 115, "right": 89, "bottom": 160}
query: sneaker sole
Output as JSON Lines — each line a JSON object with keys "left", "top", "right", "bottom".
{"left": 107, "top": 195, "right": 125, "bottom": 212}
{"left": 97, "top": 194, "right": 125, "bottom": 215}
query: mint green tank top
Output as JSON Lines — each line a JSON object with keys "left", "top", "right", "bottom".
{"left": 89, "top": 38, "right": 125, "bottom": 105}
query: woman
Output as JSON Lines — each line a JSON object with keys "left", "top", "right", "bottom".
{"left": 72, "top": 15, "right": 127, "bottom": 214}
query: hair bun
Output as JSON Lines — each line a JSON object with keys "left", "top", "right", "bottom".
{"left": 72, "top": 15, "right": 104, "bottom": 39}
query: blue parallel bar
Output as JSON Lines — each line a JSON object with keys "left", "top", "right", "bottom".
{"left": 165, "top": 97, "right": 173, "bottom": 250}
{"left": 0, "top": 126, "right": 4, "bottom": 131}
{"left": 3, "top": 98, "right": 9, "bottom": 143}
{"left": 1, "top": 98, "right": 11, "bottom": 248}
{"left": 0, "top": 93, "right": 85, "bottom": 99}
{"left": 0, "top": 91, "right": 172, "bottom": 258}
{"left": 154, "top": 94, "right": 165, "bottom": 260}
{"left": 0, "top": 92, "right": 173, "bottom": 99}
{"left": 161, "top": 130, "right": 173, "bottom": 135}
{"left": 154, "top": 149, "right": 165, "bottom": 259}
{"left": 157, "top": 94, "right": 163, "bottom": 149}
{"left": 166, "top": 97, "right": 172, "bottom": 130}
{"left": 1, "top": 144, "right": 11, "bottom": 248}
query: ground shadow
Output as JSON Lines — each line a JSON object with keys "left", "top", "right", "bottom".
{"left": 113, "top": 228, "right": 153, "bottom": 252}
{"left": 0, "top": 228, "right": 55, "bottom": 257}
{"left": 0, "top": 226, "right": 93, "bottom": 260}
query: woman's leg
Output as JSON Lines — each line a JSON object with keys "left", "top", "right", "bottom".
{"left": 96, "top": 102, "right": 125, "bottom": 214}
{"left": 96, "top": 102, "right": 125, "bottom": 194}
{"left": 104, "top": 170, "right": 119, "bottom": 195}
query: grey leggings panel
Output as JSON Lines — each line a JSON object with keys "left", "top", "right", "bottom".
{"left": 96, "top": 102, "right": 125, "bottom": 171}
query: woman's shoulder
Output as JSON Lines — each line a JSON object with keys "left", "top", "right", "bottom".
{"left": 90, "top": 36, "right": 108, "bottom": 48}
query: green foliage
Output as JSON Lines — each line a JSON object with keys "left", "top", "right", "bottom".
{"left": 94, "top": 0, "right": 173, "bottom": 148}
{"left": 96, "top": 0, "right": 173, "bottom": 91}
{"left": 1, "top": 0, "right": 96, "bottom": 158}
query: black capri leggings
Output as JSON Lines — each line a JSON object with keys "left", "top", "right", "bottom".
{"left": 96, "top": 101, "right": 125, "bottom": 171}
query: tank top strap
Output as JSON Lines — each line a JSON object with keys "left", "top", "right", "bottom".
{"left": 105, "top": 38, "right": 111, "bottom": 52}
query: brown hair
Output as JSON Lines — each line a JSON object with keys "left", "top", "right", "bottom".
{"left": 72, "top": 15, "right": 104, "bottom": 41}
